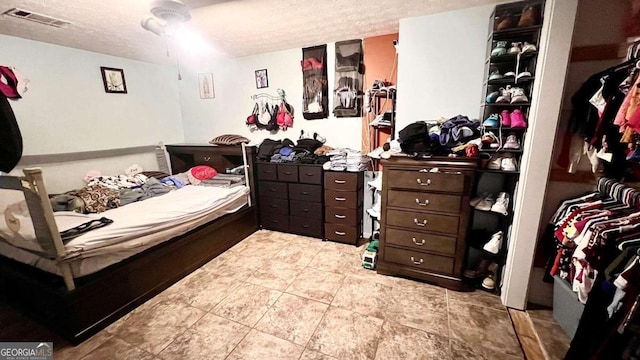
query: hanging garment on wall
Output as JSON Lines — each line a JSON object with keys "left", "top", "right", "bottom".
{"left": 301, "top": 45, "right": 328, "bottom": 120}
{"left": 333, "top": 40, "right": 363, "bottom": 118}
{"left": 0, "top": 92, "right": 22, "bottom": 173}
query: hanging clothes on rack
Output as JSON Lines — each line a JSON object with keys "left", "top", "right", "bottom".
{"left": 246, "top": 89, "right": 293, "bottom": 132}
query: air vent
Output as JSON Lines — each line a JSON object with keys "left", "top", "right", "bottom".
{"left": 3, "top": 8, "right": 71, "bottom": 28}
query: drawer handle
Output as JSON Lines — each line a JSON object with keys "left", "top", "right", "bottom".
{"left": 306, "top": 173, "right": 314, "bottom": 176}
{"left": 414, "top": 218, "right": 427, "bottom": 227}
{"left": 416, "top": 178, "right": 432, "bottom": 186}
{"left": 203, "top": 156, "right": 211, "bottom": 161}
{"left": 284, "top": 171, "right": 292, "bottom": 175}
{"left": 272, "top": 220, "right": 279, "bottom": 223}
{"left": 269, "top": 188, "right": 277, "bottom": 192}
{"left": 270, "top": 204, "right": 278, "bottom": 208}
{"left": 335, "top": 231, "right": 346, "bottom": 236}
{"left": 334, "top": 179, "right": 346, "bottom": 184}
{"left": 410, "top": 256, "right": 424, "bottom": 265}
{"left": 335, "top": 197, "right": 346, "bottom": 201}
{"left": 415, "top": 199, "right": 430, "bottom": 206}
{"left": 334, "top": 214, "right": 346, "bottom": 219}
{"left": 303, "top": 224, "right": 309, "bottom": 228}
{"left": 302, "top": 191, "right": 309, "bottom": 195}
{"left": 303, "top": 208, "right": 310, "bottom": 212}
{"left": 419, "top": 169, "right": 430, "bottom": 173}
{"left": 264, "top": 170, "right": 273, "bottom": 174}
{"left": 412, "top": 237, "right": 426, "bottom": 246}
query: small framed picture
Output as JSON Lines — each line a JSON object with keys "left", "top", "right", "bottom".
{"left": 198, "top": 73, "right": 215, "bottom": 99}
{"left": 255, "top": 69, "right": 268, "bottom": 89}
{"left": 100, "top": 67, "right": 127, "bottom": 94}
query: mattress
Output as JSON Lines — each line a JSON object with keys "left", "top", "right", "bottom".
{"left": 0, "top": 185, "right": 249, "bottom": 277}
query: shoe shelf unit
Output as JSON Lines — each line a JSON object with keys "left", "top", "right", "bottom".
{"left": 367, "top": 88, "right": 397, "bottom": 166}
{"left": 464, "top": 0, "right": 544, "bottom": 295}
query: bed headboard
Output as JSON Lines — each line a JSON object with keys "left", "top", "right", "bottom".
{"left": 164, "top": 144, "right": 257, "bottom": 205}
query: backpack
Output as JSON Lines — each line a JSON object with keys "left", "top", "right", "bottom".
{"left": 398, "top": 121, "right": 442, "bottom": 156}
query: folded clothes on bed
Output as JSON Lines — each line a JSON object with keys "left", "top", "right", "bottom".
{"left": 119, "top": 178, "right": 171, "bottom": 206}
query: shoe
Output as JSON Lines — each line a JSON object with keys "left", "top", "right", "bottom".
{"left": 463, "top": 258, "right": 493, "bottom": 279}
{"left": 496, "top": 15, "right": 515, "bottom": 30}
{"left": 518, "top": 5, "right": 540, "bottom": 27}
{"left": 481, "top": 131, "right": 500, "bottom": 148}
{"left": 501, "top": 110, "right": 511, "bottom": 127}
{"left": 491, "top": 41, "right": 508, "bottom": 56}
{"left": 510, "top": 87, "right": 529, "bottom": 103}
{"left": 481, "top": 263, "right": 499, "bottom": 290}
{"left": 503, "top": 133, "right": 520, "bottom": 149}
{"left": 470, "top": 192, "right": 489, "bottom": 207}
{"left": 475, "top": 194, "right": 495, "bottom": 211}
{"left": 483, "top": 114, "right": 499, "bottom": 127}
{"left": 496, "top": 86, "right": 512, "bottom": 103}
{"left": 466, "top": 144, "right": 479, "bottom": 157}
{"left": 480, "top": 152, "right": 492, "bottom": 169}
{"left": 491, "top": 192, "right": 510, "bottom": 216}
{"left": 487, "top": 156, "right": 502, "bottom": 170}
{"left": 516, "top": 71, "right": 532, "bottom": 80}
{"left": 504, "top": 71, "right": 516, "bottom": 78}
{"left": 510, "top": 109, "right": 527, "bottom": 128}
{"left": 501, "top": 157, "right": 518, "bottom": 171}
{"left": 483, "top": 231, "right": 503, "bottom": 254}
{"left": 507, "top": 42, "right": 522, "bottom": 55}
{"left": 522, "top": 42, "right": 537, "bottom": 53}
{"left": 488, "top": 70, "right": 503, "bottom": 81}
{"left": 486, "top": 91, "right": 500, "bottom": 103}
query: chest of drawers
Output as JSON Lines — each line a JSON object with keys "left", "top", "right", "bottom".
{"left": 378, "top": 157, "right": 476, "bottom": 290}
{"left": 323, "top": 171, "right": 364, "bottom": 245}
{"left": 256, "top": 162, "right": 324, "bottom": 238}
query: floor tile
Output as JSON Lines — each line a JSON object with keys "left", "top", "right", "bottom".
{"left": 531, "top": 318, "right": 570, "bottom": 360}
{"left": 255, "top": 293, "right": 328, "bottom": 345}
{"left": 314, "top": 248, "right": 360, "bottom": 275}
{"left": 447, "top": 288, "right": 506, "bottom": 311}
{"left": 286, "top": 268, "right": 345, "bottom": 304}
{"left": 385, "top": 283, "right": 449, "bottom": 336}
{"left": 0, "top": 307, "right": 63, "bottom": 343}
{"left": 331, "top": 276, "right": 391, "bottom": 319}
{"left": 307, "top": 306, "right": 383, "bottom": 360}
{"left": 80, "top": 337, "right": 154, "bottom": 360}
{"left": 226, "top": 329, "right": 303, "bottom": 360}
{"left": 450, "top": 339, "right": 524, "bottom": 360}
{"left": 157, "top": 314, "right": 250, "bottom": 360}
{"left": 299, "top": 349, "right": 338, "bottom": 360}
{"left": 527, "top": 303, "right": 555, "bottom": 323}
{"left": 160, "top": 269, "right": 242, "bottom": 311}
{"left": 448, "top": 300, "right": 522, "bottom": 357}
{"left": 212, "top": 282, "right": 281, "bottom": 327}
{"left": 375, "top": 321, "right": 451, "bottom": 360}
{"left": 246, "top": 260, "right": 304, "bottom": 291}
{"left": 272, "top": 245, "right": 322, "bottom": 267}
{"left": 54, "top": 331, "right": 112, "bottom": 360}
{"left": 111, "top": 300, "right": 205, "bottom": 355}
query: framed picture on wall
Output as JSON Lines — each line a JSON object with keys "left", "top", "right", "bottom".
{"left": 255, "top": 69, "right": 268, "bottom": 89}
{"left": 100, "top": 67, "right": 127, "bottom": 94}
{"left": 198, "top": 73, "right": 215, "bottom": 99}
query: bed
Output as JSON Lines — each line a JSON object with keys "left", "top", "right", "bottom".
{"left": 0, "top": 143, "right": 258, "bottom": 344}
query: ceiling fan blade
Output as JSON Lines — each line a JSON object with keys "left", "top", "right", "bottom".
{"left": 181, "top": 0, "right": 233, "bottom": 9}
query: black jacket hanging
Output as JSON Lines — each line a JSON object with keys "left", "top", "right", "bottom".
{"left": 0, "top": 91, "right": 22, "bottom": 172}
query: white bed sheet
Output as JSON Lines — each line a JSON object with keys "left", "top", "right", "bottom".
{"left": 0, "top": 185, "right": 249, "bottom": 277}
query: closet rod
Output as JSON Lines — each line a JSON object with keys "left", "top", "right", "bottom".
{"left": 251, "top": 88, "right": 286, "bottom": 101}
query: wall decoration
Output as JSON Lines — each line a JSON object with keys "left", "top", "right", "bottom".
{"left": 301, "top": 44, "right": 328, "bottom": 120}
{"left": 198, "top": 73, "right": 215, "bottom": 99}
{"left": 255, "top": 69, "right": 269, "bottom": 89}
{"left": 334, "top": 39, "right": 363, "bottom": 117}
{"left": 100, "top": 67, "right": 127, "bottom": 94}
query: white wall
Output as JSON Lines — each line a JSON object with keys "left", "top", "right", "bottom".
{"left": 179, "top": 45, "right": 363, "bottom": 149}
{"left": 395, "top": 5, "right": 493, "bottom": 132}
{"left": 0, "top": 34, "right": 184, "bottom": 155}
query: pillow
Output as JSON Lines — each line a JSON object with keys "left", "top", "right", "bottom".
{"left": 209, "top": 134, "right": 250, "bottom": 146}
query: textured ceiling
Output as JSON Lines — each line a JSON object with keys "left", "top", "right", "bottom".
{"left": 0, "top": 0, "right": 502, "bottom": 64}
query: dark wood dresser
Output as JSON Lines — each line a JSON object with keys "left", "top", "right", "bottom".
{"left": 378, "top": 156, "right": 476, "bottom": 290}
{"left": 323, "top": 171, "right": 364, "bottom": 245}
{"left": 256, "top": 162, "right": 324, "bottom": 238}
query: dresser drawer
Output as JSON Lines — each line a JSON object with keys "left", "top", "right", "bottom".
{"left": 277, "top": 165, "right": 299, "bottom": 182}
{"left": 288, "top": 183, "right": 322, "bottom": 202}
{"left": 325, "top": 207, "right": 358, "bottom": 226}
{"left": 257, "top": 163, "right": 277, "bottom": 181}
{"left": 325, "top": 223, "right": 359, "bottom": 244}
{"left": 384, "top": 247, "right": 454, "bottom": 275}
{"left": 299, "top": 165, "right": 322, "bottom": 185}
{"left": 261, "top": 213, "right": 289, "bottom": 232}
{"left": 325, "top": 172, "right": 362, "bottom": 191}
{"left": 290, "top": 215, "right": 323, "bottom": 238}
{"left": 384, "top": 228, "right": 457, "bottom": 255}
{"left": 386, "top": 209, "right": 459, "bottom": 235}
{"left": 386, "top": 169, "right": 464, "bottom": 193}
{"left": 290, "top": 200, "right": 323, "bottom": 219}
{"left": 324, "top": 189, "right": 359, "bottom": 209}
{"left": 387, "top": 190, "right": 462, "bottom": 214}
{"left": 259, "top": 196, "right": 289, "bottom": 216}
{"left": 258, "top": 181, "right": 288, "bottom": 200}
{"left": 193, "top": 151, "right": 218, "bottom": 167}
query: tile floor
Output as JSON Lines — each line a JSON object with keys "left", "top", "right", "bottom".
{"left": 1, "top": 230, "right": 537, "bottom": 359}
{"left": 527, "top": 304, "right": 571, "bottom": 360}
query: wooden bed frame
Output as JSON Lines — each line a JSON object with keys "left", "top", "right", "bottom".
{"left": 0, "top": 144, "right": 258, "bottom": 344}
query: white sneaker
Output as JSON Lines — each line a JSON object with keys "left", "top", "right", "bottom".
{"left": 510, "top": 87, "right": 529, "bottom": 103}
{"left": 483, "top": 231, "right": 503, "bottom": 254}
{"left": 490, "top": 192, "right": 509, "bottom": 215}
{"left": 503, "top": 134, "right": 520, "bottom": 150}
{"left": 501, "top": 157, "right": 518, "bottom": 171}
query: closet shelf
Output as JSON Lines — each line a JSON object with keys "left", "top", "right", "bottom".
{"left": 485, "top": 76, "right": 535, "bottom": 86}
{"left": 487, "top": 52, "right": 539, "bottom": 64}
{"left": 490, "top": 24, "right": 543, "bottom": 40}
{"left": 482, "top": 126, "right": 527, "bottom": 131}
{"left": 472, "top": 207, "right": 509, "bottom": 217}
{"left": 483, "top": 102, "right": 531, "bottom": 107}
{"left": 479, "top": 148, "right": 524, "bottom": 153}
{"left": 477, "top": 168, "right": 521, "bottom": 174}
